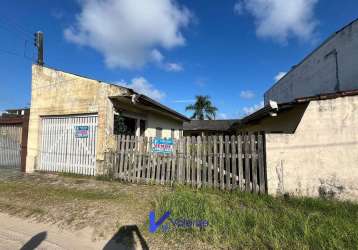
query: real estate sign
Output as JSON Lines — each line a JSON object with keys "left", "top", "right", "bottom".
{"left": 152, "top": 138, "right": 174, "bottom": 154}
{"left": 75, "top": 126, "right": 89, "bottom": 138}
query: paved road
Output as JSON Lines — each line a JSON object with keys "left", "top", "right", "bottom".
{"left": 0, "top": 213, "right": 107, "bottom": 250}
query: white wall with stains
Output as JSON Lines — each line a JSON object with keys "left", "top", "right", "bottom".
{"left": 265, "top": 95, "right": 358, "bottom": 201}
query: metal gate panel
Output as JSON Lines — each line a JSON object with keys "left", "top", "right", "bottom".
{"left": 0, "top": 125, "right": 22, "bottom": 169}
{"left": 39, "top": 115, "right": 98, "bottom": 175}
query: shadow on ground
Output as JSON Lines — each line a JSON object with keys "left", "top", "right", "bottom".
{"left": 20, "top": 231, "right": 47, "bottom": 250}
{"left": 103, "top": 225, "right": 149, "bottom": 250}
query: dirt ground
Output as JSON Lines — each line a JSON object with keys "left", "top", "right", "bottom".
{"left": 0, "top": 170, "right": 195, "bottom": 249}
{"left": 0, "top": 212, "right": 107, "bottom": 249}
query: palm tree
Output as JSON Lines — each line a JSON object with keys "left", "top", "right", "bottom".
{"left": 185, "top": 95, "right": 218, "bottom": 120}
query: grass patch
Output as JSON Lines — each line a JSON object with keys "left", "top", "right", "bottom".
{"left": 0, "top": 182, "right": 129, "bottom": 202}
{"left": 155, "top": 186, "right": 358, "bottom": 249}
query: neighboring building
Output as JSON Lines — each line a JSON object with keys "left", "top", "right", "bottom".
{"left": 234, "top": 90, "right": 358, "bottom": 201}
{"left": 1, "top": 108, "right": 28, "bottom": 118}
{"left": 265, "top": 18, "right": 358, "bottom": 105}
{"left": 232, "top": 18, "right": 358, "bottom": 201}
{"left": 0, "top": 108, "right": 30, "bottom": 171}
{"left": 26, "top": 65, "right": 189, "bottom": 175}
{"left": 183, "top": 119, "right": 238, "bottom": 137}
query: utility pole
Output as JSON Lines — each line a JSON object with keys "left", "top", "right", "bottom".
{"left": 34, "top": 31, "right": 44, "bottom": 66}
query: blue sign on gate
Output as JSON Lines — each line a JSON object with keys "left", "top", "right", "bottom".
{"left": 152, "top": 138, "right": 174, "bottom": 154}
{"left": 75, "top": 126, "right": 89, "bottom": 138}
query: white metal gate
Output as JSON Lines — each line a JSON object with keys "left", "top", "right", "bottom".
{"left": 39, "top": 115, "right": 98, "bottom": 176}
{"left": 0, "top": 125, "right": 22, "bottom": 169}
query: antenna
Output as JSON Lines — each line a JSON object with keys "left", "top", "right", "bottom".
{"left": 34, "top": 31, "right": 44, "bottom": 66}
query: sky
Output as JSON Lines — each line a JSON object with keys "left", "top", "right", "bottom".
{"left": 0, "top": 0, "right": 357, "bottom": 119}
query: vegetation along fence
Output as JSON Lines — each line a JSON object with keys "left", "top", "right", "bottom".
{"left": 105, "top": 134, "right": 267, "bottom": 193}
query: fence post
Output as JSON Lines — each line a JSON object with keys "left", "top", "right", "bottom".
{"left": 177, "top": 138, "right": 183, "bottom": 184}
{"left": 171, "top": 138, "right": 177, "bottom": 185}
{"left": 225, "top": 135, "right": 231, "bottom": 190}
{"left": 258, "top": 134, "right": 266, "bottom": 194}
{"left": 196, "top": 136, "right": 202, "bottom": 188}
{"left": 251, "top": 134, "right": 258, "bottom": 193}
{"left": 237, "top": 135, "right": 243, "bottom": 191}
{"left": 213, "top": 136, "right": 218, "bottom": 188}
{"left": 202, "top": 136, "right": 207, "bottom": 187}
{"left": 149, "top": 137, "right": 155, "bottom": 184}
{"left": 219, "top": 136, "right": 224, "bottom": 190}
{"left": 191, "top": 136, "right": 196, "bottom": 187}
{"left": 231, "top": 135, "right": 237, "bottom": 190}
{"left": 244, "top": 134, "right": 251, "bottom": 192}
{"left": 137, "top": 136, "right": 143, "bottom": 183}
{"left": 186, "top": 137, "right": 191, "bottom": 184}
{"left": 207, "top": 136, "right": 213, "bottom": 188}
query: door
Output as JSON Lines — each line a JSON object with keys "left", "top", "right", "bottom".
{"left": 0, "top": 125, "right": 22, "bottom": 169}
{"left": 39, "top": 115, "right": 98, "bottom": 175}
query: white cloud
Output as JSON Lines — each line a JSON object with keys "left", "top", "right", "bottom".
{"left": 194, "top": 77, "right": 207, "bottom": 87}
{"left": 119, "top": 77, "right": 166, "bottom": 101}
{"left": 242, "top": 101, "right": 264, "bottom": 115}
{"left": 218, "top": 113, "right": 228, "bottom": 119}
{"left": 274, "top": 71, "right": 287, "bottom": 82}
{"left": 65, "top": 0, "right": 191, "bottom": 69}
{"left": 240, "top": 90, "right": 255, "bottom": 99}
{"left": 235, "top": 0, "right": 319, "bottom": 43}
{"left": 234, "top": 2, "right": 244, "bottom": 15}
{"left": 164, "top": 63, "right": 183, "bottom": 72}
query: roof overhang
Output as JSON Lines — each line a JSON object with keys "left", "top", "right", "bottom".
{"left": 109, "top": 93, "right": 190, "bottom": 122}
{"left": 237, "top": 89, "right": 358, "bottom": 127}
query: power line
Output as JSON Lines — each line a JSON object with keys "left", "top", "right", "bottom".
{"left": 0, "top": 48, "right": 33, "bottom": 62}
{"left": 0, "top": 15, "right": 34, "bottom": 38}
{"left": 0, "top": 16, "right": 36, "bottom": 62}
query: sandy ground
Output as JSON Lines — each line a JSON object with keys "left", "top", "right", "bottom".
{"left": 0, "top": 212, "right": 108, "bottom": 249}
{"left": 0, "top": 170, "right": 169, "bottom": 249}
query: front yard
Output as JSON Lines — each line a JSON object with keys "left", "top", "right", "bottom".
{"left": 0, "top": 171, "right": 357, "bottom": 249}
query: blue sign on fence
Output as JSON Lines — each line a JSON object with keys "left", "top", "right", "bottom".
{"left": 152, "top": 138, "right": 174, "bottom": 154}
{"left": 75, "top": 126, "right": 89, "bottom": 138}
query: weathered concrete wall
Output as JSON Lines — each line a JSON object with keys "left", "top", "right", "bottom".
{"left": 27, "top": 65, "right": 184, "bottom": 175}
{"left": 265, "top": 20, "right": 358, "bottom": 104}
{"left": 26, "top": 65, "right": 128, "bottom": 174}
{"left": 265, "top": 95, "right": 358, "bottom": 201}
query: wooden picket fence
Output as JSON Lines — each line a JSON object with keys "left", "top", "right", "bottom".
{"left": 105, "top": 134, "right": 267, "bottom": 193}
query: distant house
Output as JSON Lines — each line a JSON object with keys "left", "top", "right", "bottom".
{"left": 265, "top": 18, "right": 358, "bottom": 105}
{"left": 26, "top": 65, "right": 189, "bottom": 176}
{"left": 183, "top": 119, "right": 238, "bottom": 137}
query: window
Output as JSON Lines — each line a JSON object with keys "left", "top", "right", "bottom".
{"left": 114, "top": 114, "right": 136, "bottom": 136}
{"left": 140, "top": 120, "right": 146, "bottom": 136}
{"left": 171, "top": 129, "right": 175, "bottom": 138}
{"left": 156, "top": 127, "right": 162, "bottom": 138}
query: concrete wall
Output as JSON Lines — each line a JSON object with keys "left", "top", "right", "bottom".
{"left": 265, "top": 95, "right": 358, "bottom": 201}
{"left": 27, "top": 65, "right": 184, "bottom": 174}
{"left": 265, "top": 20, "right": 358, "bottom": 104}
{"left": 27, "top": 65, "right": 128, "bottom": 174}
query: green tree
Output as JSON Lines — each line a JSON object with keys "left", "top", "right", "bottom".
{"left": 185, "top": 95, "right": 218, "bottom": 120}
